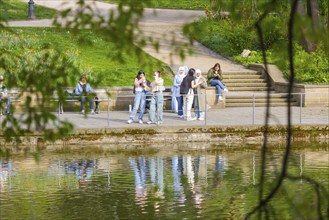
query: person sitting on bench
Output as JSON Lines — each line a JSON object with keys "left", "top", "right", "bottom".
{"left": 75, "top": 75, "right": 95, "bottom": 114}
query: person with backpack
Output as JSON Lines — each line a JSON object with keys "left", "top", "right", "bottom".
{"left": 127, "top": 70, "right": 149, "bottom": 124}
{"left": 180, "top": 68, "right": 197, "bottom": 121}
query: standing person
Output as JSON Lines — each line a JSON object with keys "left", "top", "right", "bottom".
{"left": 147, "top": 71, "right": 164, "bottom": 125}
{"left": 75, "top": 75, "right": 95, "bottom": 114}
{"left": 193, "top": 69, "right": 207, "bottom": 120}
{"left": 128, "top": 70, "right": 148, "bottom": 124}
{"left": 180, "top": 68, "right": 196, "bottom": 121}
{"left": 207, "top": 63, "right": 228, "bottom": 102}
{"left": 172, "top": 66, "right": 187, "bottom": 118}
{"left": 0, "top": 75, "right": 11, "bottom": 115}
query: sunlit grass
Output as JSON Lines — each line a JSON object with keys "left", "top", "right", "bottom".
{"left": 0, "top": 0, "right": 57, "bottom": 20}
{"left": 2, "top": 28, "right": 173, "bottom": 86}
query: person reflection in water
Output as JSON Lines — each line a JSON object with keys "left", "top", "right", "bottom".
{"left": 129, "top": 157, "right": 148, "bottom": 209}
{"left": 172, "top": 155, "right": 185, "bottom": 203}
{"left": 0, "top": 159, "right": 12, "bottom": 192}
{"left": 149, "top": 156, "right": 165, "bottom": 214}
{"left": 213, "top": 155, "right": 225, "bottom": 188}
{"left": 66, "top": 159, "right": 94, "bottom": 190}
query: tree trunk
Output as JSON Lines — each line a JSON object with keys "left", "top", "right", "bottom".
{"left": 303, "top": 0, "right": 322, "bottom": 52}
{"left": 295, "top": 0, "right": 305, "bottom": 15}
{"left": 306, "top": 0, "right": 322, "bottom": 27}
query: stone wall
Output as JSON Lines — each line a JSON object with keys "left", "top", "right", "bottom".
{"left": 1, "top": 125, "right": 327, "bottom": 147}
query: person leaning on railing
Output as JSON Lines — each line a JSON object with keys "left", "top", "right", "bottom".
{"left": 74, "top": 75, "right": 95, "bottom": 114}
{"left": 0, "top": 75, "right": 11, "bottom": 115}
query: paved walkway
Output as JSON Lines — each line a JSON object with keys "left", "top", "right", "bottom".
{"left": 51, "top": 106, "right": 328, "bottom": 128}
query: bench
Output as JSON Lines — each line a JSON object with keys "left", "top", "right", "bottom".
{"left": 54, "top": 89, "right": 111, "bottom": 114}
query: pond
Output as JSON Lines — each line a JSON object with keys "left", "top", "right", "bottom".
{"left": 0, "top": 142, "right": 328, "bottom": 219}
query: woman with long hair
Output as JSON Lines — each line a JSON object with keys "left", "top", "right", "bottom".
{"left": 207, "top": 63, "right": 228, "bottom": 102}
{"left": 128, "top": 70, "right": 148, "bottom": 124}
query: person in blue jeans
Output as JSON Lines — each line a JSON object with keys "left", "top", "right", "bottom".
{"left": 128, "top": 70, "right": 149, "bottom": 124}
{"left": 207, "top": 63, "right": 228, "bottom": 102}
{"left": 172, "top": 66, "right": 187, "bottom": 118}
{"left": 147, "top": 71, "right": 164, "bottom": 125}
{"left": 0, "top": 76, "right": 11, "bottom": 115}
{"left": 75, "top": 75, "right": 95, "bottom": 114}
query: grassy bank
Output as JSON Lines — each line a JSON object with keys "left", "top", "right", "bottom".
{"left": 100, "top": 0, "right": 207, "bottom": 10}
{"left": 1, "top": 28, "right": 173, "bottom": 87}
{"left": 0, "top": 0, "right": 57, "bottom": 20}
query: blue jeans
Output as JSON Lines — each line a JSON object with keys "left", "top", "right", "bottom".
{"left": 149, "top": 92, "right": 164, "bottom": 123}
{"left": 80, "top": 96, "right": 94, "bottom": 111}
{"left": 210, "top": 79, "right": 225, "bottom": 96}
{"left": 176, "top": 96, "right": 183, "bottom": 116}
{"left": 0, "top": 96, "right": 11, "bottom": 114}
{"left": 129, "top": 91, "right": 146, "bottom": 121}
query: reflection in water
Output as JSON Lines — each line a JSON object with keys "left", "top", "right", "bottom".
{"left": 172, "top": 155, "right": 185, "bottom": 204}
{"left": 65, "top": 159, "right": 95, "bottom": 189}
{"left": 129, "top": 157, "right": 148, "bottom": 209}
{"left": 0, "top": 147, "right": 327, "bottom": 220}
{"left": 0, "top": 159, "right": 12, "bottom": 191}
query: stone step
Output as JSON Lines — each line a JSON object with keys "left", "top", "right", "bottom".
{"left": 224, "top": 82, "right": 268, "bottom": 87}
{"left": 223, "top": 75, "right": 264, "bottom": 79}
{"left": 226, "top": 98, "right": 291, "bottom": 103}
{"left": 224, "top": 78, "right": 266, "bottom": 83}
{"left": 225, "top": 102, "right": 298, "bottom": 107}
{"left": 227, "top": 87, "right": 271, "bottom": 91}
{"left": 222, "top": 71, "right": 259, "bottom": 75}
{"left": 226, "top": 93, "right": 292, "bottom": 99}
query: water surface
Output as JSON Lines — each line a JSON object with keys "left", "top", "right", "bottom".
{"left": 0, "top": 143, "right": 328, "bottom": 219}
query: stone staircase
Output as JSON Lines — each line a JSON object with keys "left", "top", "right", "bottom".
{"left": 220, "top": 70, "right": 298, "bottom": 107}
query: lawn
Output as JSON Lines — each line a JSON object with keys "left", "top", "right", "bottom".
{"left": 0, "top": 0, "right": 57, "bottom": 20}
{"left": 1, "top": 28, "right": 173, "bottom": 86}
{"left": 100, "top": 0, "right": 208, "bottom": 10}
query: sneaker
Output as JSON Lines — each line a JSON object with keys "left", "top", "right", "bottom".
{"left": 224, "top": 88, "right": 229, "bottom": 93}
{"left": 127, "top": 119, "right": 133, "bottom": 124}
{"left": 218, "top": 96, "right": 223, "bottom": 101}
{"left": 90, "top": 109, "right": 95, "bottom": 115}
{"left": 187, "top": 117, "right": 197, "bottom": 121}
{"left": 157, "top": 121, "right": 163, "bottom": 125}
{"left": 147, "top": 121, "right": 153, "bottom": 125}
{"left": 179, "top": 115, "right": 184, "bottom": 119}
{"left": 139, "top": 119, "right": 143, "bottom": 124}
{"left": 81, "top": 110, "right": 85, "bottom": 114}
{"left": 198, "top": 117, "right": 204, "bottom": 121}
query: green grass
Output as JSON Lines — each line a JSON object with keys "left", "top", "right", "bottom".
{"left": 0, "top": 0, "right": 57, "bottom": 20}
{"left": 100, "top": 0, "right": 208, "bottom": 10}
{"left": 1, "top": 28, "right": 173, "bottom": 86}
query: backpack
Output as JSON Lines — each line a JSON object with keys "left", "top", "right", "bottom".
{"left": 180, "top": 77, "right": 190, "bottom": 95}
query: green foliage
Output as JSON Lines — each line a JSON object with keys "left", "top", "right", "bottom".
{"left": 188, "top": 2, "right": 328, "bottom": 84}
{"left": 234, "top": 50, "right": 272, "bottom": 65}
{"left": 276, "top": 44, "right": 329, "bottom": 84}
{"left": 101, "top": 0, "right": 208, "bottom": 9}
{"left": 0, "top": 0, "right": 57, "bottom": 21}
